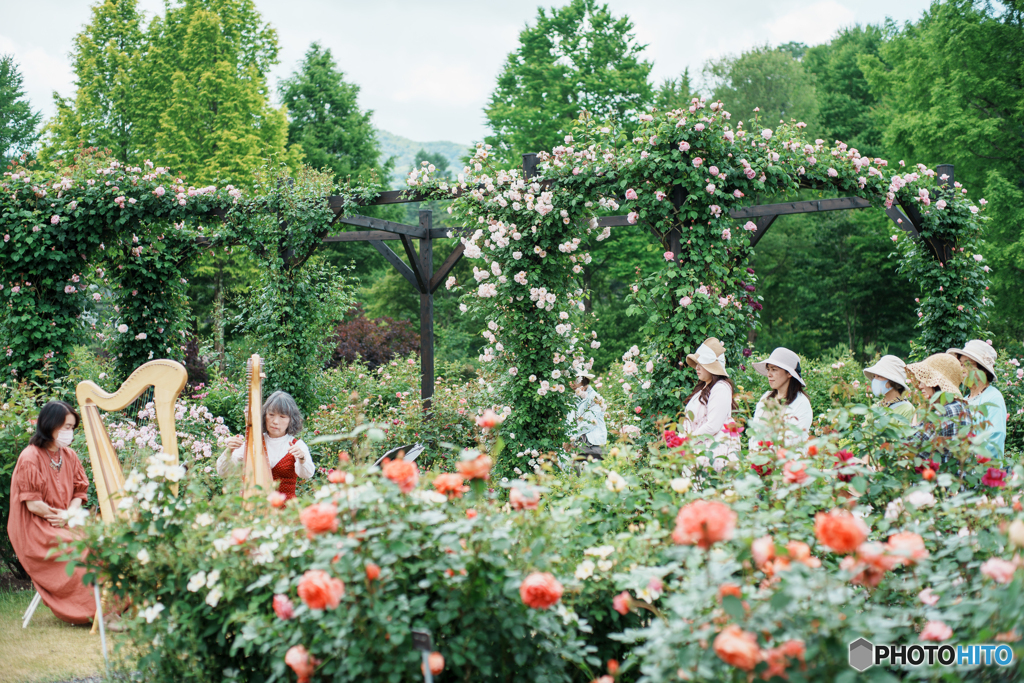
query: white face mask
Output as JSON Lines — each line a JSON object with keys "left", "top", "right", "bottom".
{"left": 55, "top": 428, "right": 74, "bottom": 448}
{"left": 871, "top": 378, "right": 889, "bottom": 397}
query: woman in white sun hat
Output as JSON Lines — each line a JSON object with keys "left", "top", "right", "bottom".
{"left": 681, "top": 338, "right": 738, "bottom": 460}
{"left": 748, "top": 347, "right": 813, "bottom": 447}
{"left": 682, "top": 338, "right": 736, "bottom": 435}
{"left": 863, "top": 355, "right": 915, "bottom": 421}
{"left": 947, "top": 339, "right": 1006, "bottom": 458}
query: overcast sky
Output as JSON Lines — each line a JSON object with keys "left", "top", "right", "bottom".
{"left": 1, "top": 0, "right": 934, "bottom": 145}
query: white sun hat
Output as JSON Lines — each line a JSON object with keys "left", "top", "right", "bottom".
{"left": 863, "top": 355, "right": 910, "bottom": 390}
{"left": 753, "top": 347, "right": 805, "bottom": 387}
{"left": 576, "top": 369, "right": 596, "bottom": 379}
{"left": 946, "top": 339, "right": 997, "bottom": 378}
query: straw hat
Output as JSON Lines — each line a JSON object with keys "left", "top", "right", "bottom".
{"left": 863, "top": 355, "right": 910, "bottom": 390}
{"left": 686, "top": 337, "right": 728, "bottom": 377}
{"left": 905, "top": 353, "right": 964, "bottom": 399}
{"left": 946, "top": 339, "right": 997, "bottom": 379}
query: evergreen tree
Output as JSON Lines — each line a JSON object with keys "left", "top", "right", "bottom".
{"left": 279, "top": 43, "right": 383, "bottom": 184}
{"left": 804, "top": 26, "right": 885, "bottom": 157}
{"left": 412, "top": 148, "right": 451, "bottom": 180}
{"left": 484, "top": 0, "right": 652, "bottom": 162}
{"left": 139, "top": 0, "right": 299, "bottom": 186}
{"left": 704, "top": 44, "right": 819, "bottom": 130}
{"left": 652, "top": 69, "right": 697, "bottom": 112}
{"left": 42, "top": 0, "right": 145, "bottom": 163}
{"left": 0, "top": 55, "right": 41, "bottom": 161}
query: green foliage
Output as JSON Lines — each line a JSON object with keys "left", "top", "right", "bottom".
{"left": 484, "top": 0, "right": 653, "bottom": 163}
{"left": 222, "top": 164, "right": 358, "bottom": 410}
{"left": 0, "top": 148, "right": 237, "bottom": 380}
{"left": 0, "top": 55, "right": 41, "bottom": 162}
{"left": 279, "top": 43, "right": 385, "bottom": 185}
{"left": 861, "top": 1, "right": 1024, "bottom": 340}
{"left": 41, "top": 0, "right": 146, "bottom": 163}
{"left": 703, "top": 45, "right": 819, "bottom": 130}
{"left": 753, "top": 210, "right": 917, "bottom": 359}
{"left": 804, "top": 25, "right": 885, "bottom": 158}
{"left": 652, "top": 69, "right": 697, "bottom": 113}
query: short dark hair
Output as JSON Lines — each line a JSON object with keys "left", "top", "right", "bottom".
{"left": 579, "top": 376, "right": 591, "bottom": 387}
{"left": 30, "top": 401, "right": 80, "bottom": 449}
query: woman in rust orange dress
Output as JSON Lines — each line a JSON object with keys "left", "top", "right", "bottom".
{"left": 7, "top": 401, "right": 96, "bottom": 624}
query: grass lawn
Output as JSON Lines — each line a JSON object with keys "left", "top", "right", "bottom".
{"left": 0, "top": 589, "right": 120, "bottom": 683}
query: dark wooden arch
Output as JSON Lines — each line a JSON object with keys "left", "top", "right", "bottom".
{"left": 237, "top": 158, "right": 954, "bottom": 410}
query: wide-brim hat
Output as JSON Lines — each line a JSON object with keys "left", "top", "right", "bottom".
{"left": 863, "top": 355, "right": 910, "bottom": 390}
{"left": 946, "top": 339, "right": 997, "bottom": 379}
{"left": 753, "top": 347, "right": 805, "bottom": 386}
{"left": 905, "top": 353, "right": 964, "bottom": 399}
{"left": 686, "top": 337, "right": 729, "bottom": 377}
{"left": 576, "top": 369, "right": 596, "bottom": 379}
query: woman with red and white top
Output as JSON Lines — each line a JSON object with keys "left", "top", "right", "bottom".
{"left": 216, "top": 391, "right": 314, "bottom": 499}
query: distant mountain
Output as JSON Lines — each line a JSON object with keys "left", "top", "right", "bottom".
{"left": 375, "top": 129, "right": 470, "bottom": 185}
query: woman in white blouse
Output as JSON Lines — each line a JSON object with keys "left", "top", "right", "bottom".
{"left": 748, "top": 347, "right": 813, "bottom": 448}
{"left": 681, "top": 338, "right": 738, "bottom": 465}
{"left": 217, "top": 391, "right": 315, "bottom": 499}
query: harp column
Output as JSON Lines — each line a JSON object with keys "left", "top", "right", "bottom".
{"left": 419, "top": 210, "right": 434, "bottom": 415}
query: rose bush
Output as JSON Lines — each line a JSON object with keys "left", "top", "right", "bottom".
{"left": 68, "top": 378, "right": 1024, "bottom": 682}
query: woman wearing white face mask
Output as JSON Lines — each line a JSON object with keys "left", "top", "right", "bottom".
{"left": 863, "top": 355, "right": 914, "bottom": 421}
{"left": 7, "top": 401, "right": 100, "bottom": 625}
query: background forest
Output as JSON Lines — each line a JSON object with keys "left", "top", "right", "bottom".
{"left": 2, "top": 0, "right": 1022, "bottom": 376}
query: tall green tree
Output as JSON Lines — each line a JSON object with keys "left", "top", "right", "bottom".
{"left": 652, "top": 69, "right": 697, "bottom": 112}
{"left": 704, "top": 44, "right": 819, "bottom": 129}
{"left": 484, "top": 0, "right": 652, "bottom": 162}
{"left": 279, "top": 43, "right": 383, "bottom": 184}
{"left": 804, "top": 25, "right": 885, "bottom": 156}
{"left": 139, "top": 0, "right": 299, "bottom": 186}
{"left": 42, "top": 0, "right": 145, "bottom": 162}
{"left": 0, "top": 55, "right": 41, "bottom": 161}
{"left": 861, "top": 0, "right": 1024, "bottom": 338}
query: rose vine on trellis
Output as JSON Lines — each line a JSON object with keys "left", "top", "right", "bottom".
{"left": 414, "top": 100, "right": 990, "bottom": 461}
{"left": 1, "top": 149, "right": 240, "bottom": 381}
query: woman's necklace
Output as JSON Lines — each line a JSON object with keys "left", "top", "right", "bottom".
{"left": 47, "top": 447, "right": 63, "bottom": 472}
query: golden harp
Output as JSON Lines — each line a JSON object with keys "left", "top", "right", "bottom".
{"left": 240, "top": 354, "right": 274, "bottom": 499}
{"left": 76, "top": 359, "right": 189, "bottom": 522}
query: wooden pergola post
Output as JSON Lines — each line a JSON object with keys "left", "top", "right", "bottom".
{"left": 418, "top": 210, "right": 434, "bottom": 413}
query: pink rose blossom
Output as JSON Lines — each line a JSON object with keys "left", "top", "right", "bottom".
{"left": 625, "top": 188, "right": 638, "bottom": 200}
{"left": 920, "top": 621, "right": 952, "bottom": 642}
{"left": 663, "top": 251, "right": 674, "bottom": 261}
{"left": 733, "top": 189, "right": 744, "bottom": 198}
{"left": 891, "top": 235, "right": 898, "bottom": 242}
{"left": 761, "top": 129, "right": 773, "bottom": 140}
{"left": 50, "top": 215, "right": 60, "bottom": 225}
{"left": 721, "top": 228, "right": 731, "bottom": 240}
{"left": 692, "top": 157, "right": 703, "bottom": 167}
{"left": 680, "top": 296, "right": 692, "bottom": 307}
{"left": 827, "top": 168, "right": 838, "bottom": 177}
{"left": 973, "top": 254, "right": 984, "bottom": 262}
{"left": 980, "top": 558, "right": 1016, "bottom": 584}
{"left": 706, "top": 183, "right": 716, "bottom": 194}
{"left": 709, "top": 166, "right": 719, "bottom": 177}
{"left": 655, "top": 190, "right": 667, "bottom": 201}
{"left": 743, "top": 221, "right": 757, "bottom": 232}
{"left": 627, "top": 212, "right": 639, "bottom": 225}
{"left": 919, "top": 588, "right": 939, "bottom": 606}
{"left": 679, "top": 141, "right": 690, "bottom": 152}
